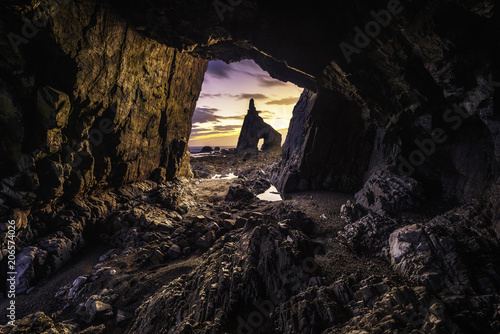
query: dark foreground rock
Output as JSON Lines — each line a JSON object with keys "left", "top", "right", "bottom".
{"left": 2, "top": 175, "right": 500, "bottom": 334}
{"left": 128, "top": 213, "right": 320, "bottom": 334}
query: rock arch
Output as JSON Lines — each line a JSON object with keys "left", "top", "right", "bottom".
{"left": 236, "top": 99, "right": 282, "bottom": 153}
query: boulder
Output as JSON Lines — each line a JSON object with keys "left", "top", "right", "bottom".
{"left": 225, "top": 181, "right": 256, "bottom": 202}
{"left": 15, "top": 247, "right": 47, "bottom": 294}
{"left": 167, "top": 245, "right": 181, "bottom": 259}
{"left": 354, "top": 170, "right": 423, "bottom": 214}
{"left": 389, "top": 202, "right": 499, "bottom": 295}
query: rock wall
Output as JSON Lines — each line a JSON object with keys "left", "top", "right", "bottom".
{"left": 1, "top": 0, "right": 499, "bottom": 261}
{"left": 272, "top": 1, "right": 500, "bottom": 204}
{"left": 97, "top": 0, "right": 500, "bottom": 205}
{"left": 273, "top": 88, "right": 375, "bottom": 193}
{"left": 0, "top": 0, "right": 207, "bottom": 213}
{"left": 3, "top": 0, "right": 497, "bottom": 210}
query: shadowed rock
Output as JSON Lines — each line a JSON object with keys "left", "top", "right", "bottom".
{"left": 236, "top": 99, "right": 282, "bottom": 153}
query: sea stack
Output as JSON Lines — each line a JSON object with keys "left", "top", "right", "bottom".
{"left": 236, "top": 99, "right": 282, "bottom": 152}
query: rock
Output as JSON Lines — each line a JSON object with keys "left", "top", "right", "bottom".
{"left": 115, "top": 310, "right": 131, "bottom": 324}
{"left": 220, "top": 219, "right": 236, "bottom": 230}
{"left": 1, "top": 312, "right": 76, "bottom": 333}
{"left": 242, "top": 170, "right": 272, "bottom": 195}
{"left": 236, "top": 99, "right": 282, "bottom": 152}
{"left": 270, "top": 203, "right": 313, "bottom": 233}
{"left": 167, "top": 245, "right": 181, "bottom": 259}
{"left": 128, "top": 216, "right": 319, "bottom": 334}
{"left": 235, "top": 218, "right": 247, "bottom": 228}
{"left": 339, "top": 212, "right": 399, "bottom": 256}
{"left": 354, "top": 170, "right": 423, "bottom": 214}
{"left": 225, "top": 181, "right": 255, "bottom": 202}
{"left": 194, "top": 215, "right": 207, "bottom": 223}
{"left": 242, "top": 152, "right": 255, "bottom": 161}
{"left": 67, "top": 276, "right": 88, "bottom": 300}
{"left": 219, "top": 212, "right": 232, "bottom": 219}
{"left": 389, "top": 202, "right": 499, "bottom": 295}
{"left": 1, "top": 2, "right": 500, "bottom": 333}
{"left": 0, "top": 2, "right": 208, "bottom": 207}
{"left": 201, "top": 146, "right": 213, "bottom": 153}
{"left": 15, "top": 247, "right": 47, "bottom": 294}
{"left": 151, "top": 250, "right": 165, "bottom": 264}
{"left": 38, "top": 236, "right": 76, "bottom": 272}
{"left": 77, "top": 325, "right": 107, "bottom": 334}
{"left": 12, "top": 209, "right": 28, "bottom": 230}
{"left": 81, "top": 296, "right": 113, "bottom": 323}
{"left": 196, "top": 231, "right": 216, "bottom": 248}
{"left": 149, "top": 167, "right": 167, "bottom": 184}
{"left": 340, "top": 200, "right": 367, "bottom": 223}
{"left": 389, "top": 224, "right": 467, "bottom": 294}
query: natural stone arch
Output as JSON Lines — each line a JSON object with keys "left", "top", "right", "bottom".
{"left": 236, "top": 99, "right": 282, "bottom": 153}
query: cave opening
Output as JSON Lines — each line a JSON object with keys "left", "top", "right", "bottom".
{"left": 188, "top": 59, "right": 302, "bottom": 154}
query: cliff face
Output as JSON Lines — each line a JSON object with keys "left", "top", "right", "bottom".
{"left": 271, "top": 2, "right": 500, "bottom": 203}
{"left": 2, "top": 0, "right": 498, "bottom": 212}
{"left": 0, "top": 0, "right": 208, "bottom": 212}
{"left": 93, "top": 0, "right": 499, "bottom": 206}
{"left": 1, "top": 1, "right": 500, "bottom": 333}
{"left": 0, "top": 0, "right": 498, "bottom": 249}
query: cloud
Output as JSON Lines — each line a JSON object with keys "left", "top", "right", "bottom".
{"left": 200, "top": 93, "right": 269, "bottom": 101}
{"left": 213, "top": 125, "right": 240, "bottom": 132}
{"left": 257, "top": 76, "right": 288, "bottom": 88}
{"left": 191, "top": 127, "right": 214, "bottom": 136}
{"left": 206, "top": 61, "right": 233, "bottom": 79}
{"left": 236, "top": 93, "right": 269, "bottom": 100}
{"left": 199, "top": 93, "right": 224, "bottom": 99}
{"left": 258, "top": 110, "right": 282, "bottom": 118}
{"left": 192, "top": 107, "right": 221, "bottom": 123}
{"left": 226, "top": 114, "right": 246, "bottom": 121}
{"left": 192, "top": 106, "right": 246, "bottom": 126}
{"left": 265, "top": 97, "right": 300, "bottom": 106}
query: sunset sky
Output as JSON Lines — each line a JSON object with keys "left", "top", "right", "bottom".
{"left": 188, "top": 59, "right": 303, "bottom": 148}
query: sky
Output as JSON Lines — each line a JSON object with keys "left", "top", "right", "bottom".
{"left": 188, "top": 59, "right": 303, "bottom": 148}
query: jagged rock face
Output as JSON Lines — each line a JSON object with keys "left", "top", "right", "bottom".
{"left": 0, "top": 0, "right": 207, "bottom": 211}
{"left": 273, "top": 89, "right": 375, "bottom": 193}
{"left": 1, "top": 0, "right": 499, "bottom": 210}
{"left": 236, "top": 99, "right": 282, "bottom": 153}
{"left": 94, "top": 0, "right": 500, "bottom": 203}
{"left": 128, "top": 214, "right": 319, "bottom": 334}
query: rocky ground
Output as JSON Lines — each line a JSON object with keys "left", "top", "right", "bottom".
{"left": 2, "top": 152, "right": 500, "bottom": 334}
